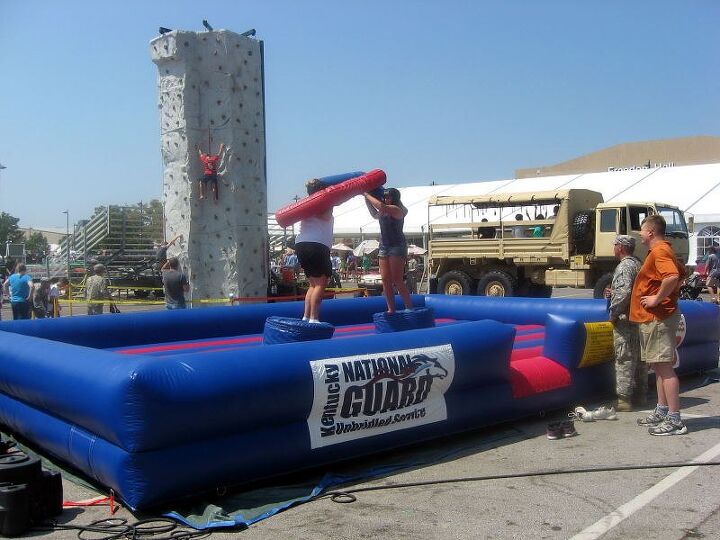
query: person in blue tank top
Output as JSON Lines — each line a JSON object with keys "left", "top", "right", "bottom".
{"left": 364, "top": 188, "right": 414, "bottom": 313}
{"left": 3, "top": 263, "right": 33, "bottom": 320}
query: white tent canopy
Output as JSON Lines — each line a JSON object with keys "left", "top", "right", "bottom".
{"left": 332, "top": 163, "right": 720, "bottom": 235}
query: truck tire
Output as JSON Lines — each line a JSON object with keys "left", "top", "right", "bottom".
{"left": 572, "top": 210, "right": 595, "bottom": 254}
{"left": 593, "top": 272, "right": 613, "bottom": 299}
{"left": 437, "top": 271, "right": 474, "bottom": 295}
{"left": 477, "top": 270, "right": 516, "bottom": 297}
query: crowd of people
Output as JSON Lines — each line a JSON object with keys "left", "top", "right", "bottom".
{"left": 0, "top": 263, "right": 71, "bottom": 320}
{"left": 0, "top": 235, "right": 190, "bottom": 318}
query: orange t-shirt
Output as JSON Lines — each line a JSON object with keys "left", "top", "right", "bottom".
{"left": 629, "top": 241, "right": 685, "bottom": 323}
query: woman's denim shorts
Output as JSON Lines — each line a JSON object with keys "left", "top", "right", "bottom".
{"left": 378, "top": 245, "right": 408, "bottom": 258}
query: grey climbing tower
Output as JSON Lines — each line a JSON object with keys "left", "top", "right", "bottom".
{"left": 150, "top": 29, "right": 268, "bottom": 302}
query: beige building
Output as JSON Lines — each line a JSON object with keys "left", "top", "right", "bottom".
{"left": 19, "top": 227, "right": 66, "bottom": 244}
{"left": 515, "top": 135, "right": 720, "bottom": 178}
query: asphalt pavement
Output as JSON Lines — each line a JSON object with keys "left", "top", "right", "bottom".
{"left": 1, "top": 287, "right": 718, "bottom": 539}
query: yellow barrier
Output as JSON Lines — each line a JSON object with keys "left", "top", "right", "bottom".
{"left": 47, "top": 286, "right": 372, "bottom": 315}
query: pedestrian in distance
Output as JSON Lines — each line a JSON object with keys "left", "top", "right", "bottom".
{"left": 31, "top": 277, "right": 51, "bottom": 319}
{"left": 161, "top": 257, "right": 190, "bottom": 309}
{"left": 330, "top": 252, "right": 342, "bottom": 288}
{"left": 406, "top": 255, "right": 419, "bottom": 294}
{"left": 361, "top": 253, "right": 371, "bottom": 275}
{"left": 705, "top": 245, "right": 719, "bottom": 304}
{"left": 364, "top": 187, "right": 414, "bottom": 313}
{"left": 346, "top": 252, "right": 357, "bottom": 280}
{"left": 85, "top": 264, "right": 111, "bottom": 316}
{"left": 630, "top": 215, "right": 687, "bottom": 435}
{"left": 295, "top": 179, "right": 334, "bottom": 323}
{"left": 3, "top": 263, "right": 33, "bottom": 320}
{"left": 48, "top": 277, "right": 69, "bottom": 317}
{"left": 607, "top": 234, "right": 644, "bottom": 412}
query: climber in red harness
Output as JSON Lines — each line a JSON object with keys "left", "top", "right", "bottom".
{"left": 196, "top": 143, "right": 227, "bottom": 202}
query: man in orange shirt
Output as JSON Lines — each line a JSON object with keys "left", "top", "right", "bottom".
{"left": 630, "top": 215, "right": 686, "bottom": 435}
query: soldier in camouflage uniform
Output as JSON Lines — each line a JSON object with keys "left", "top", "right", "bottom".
{"left": 607, "top": 235, "right": 644, "bottom": 411}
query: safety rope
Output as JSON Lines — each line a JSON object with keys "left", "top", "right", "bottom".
{"left": 47, "top": 287, "right": 369, "bottom": 310}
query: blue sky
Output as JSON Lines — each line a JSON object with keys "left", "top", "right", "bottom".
{"left": 0, "top": 0, "right": 718, "bottom": 229}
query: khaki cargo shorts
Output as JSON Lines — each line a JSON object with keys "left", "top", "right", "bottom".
{"left": 638, "top": 311, "right": 681, "bottom": 364}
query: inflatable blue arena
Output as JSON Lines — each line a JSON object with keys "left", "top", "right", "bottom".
{"left": 0, "top": 295, "right": 717, "bottom": 510}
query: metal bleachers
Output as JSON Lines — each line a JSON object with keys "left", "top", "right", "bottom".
{"left": 56, "top": 203, "right": 164, "bottom": 274}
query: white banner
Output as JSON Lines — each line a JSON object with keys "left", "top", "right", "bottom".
{"left": 307, "top": 344, "right": 455, "bottom": 449}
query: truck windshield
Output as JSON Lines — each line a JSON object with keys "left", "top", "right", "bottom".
{"left": 657, "top": 206, "right": 688, "bottom": 236}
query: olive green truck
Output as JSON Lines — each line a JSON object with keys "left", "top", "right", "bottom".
{"left": 427, "top": 189, "right": 689, "bottom": 298}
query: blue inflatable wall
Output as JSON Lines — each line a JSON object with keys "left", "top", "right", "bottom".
{"left": 0, "top": 295, "right": 716, "bottom": 509}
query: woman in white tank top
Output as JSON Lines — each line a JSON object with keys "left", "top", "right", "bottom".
{"left": 295, "top": 179, "right": 334, "bottom": 323}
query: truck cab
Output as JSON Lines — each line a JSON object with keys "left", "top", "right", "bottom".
{"left": 589, "top": 201, "right": 688, "bottom": 297}
{"left": 594, "top": 202, "right": 689, "bottom": 261}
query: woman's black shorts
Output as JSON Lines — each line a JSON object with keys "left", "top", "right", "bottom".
{"left": 296, "top": 242, "right": 332, "bottom": 278}
{"left": 200, "top": 173, "right": 218, "bottom": 185}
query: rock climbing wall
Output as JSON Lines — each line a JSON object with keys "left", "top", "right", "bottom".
{"left": 150, "top": 29, "right": 268, "bottom": 302}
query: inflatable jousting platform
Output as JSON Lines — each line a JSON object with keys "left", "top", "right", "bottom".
{"left": 0, "top": 296, "right": 717, "bottom": 510}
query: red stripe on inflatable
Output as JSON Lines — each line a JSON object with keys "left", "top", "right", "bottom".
{"left": 514, "top": 324, "right": 544, "bottom": 331}
{"left": 514, "top": 331, "right": 545, "bottom": 342}
{"left": 117, "top": 335, "right": 263, "bottom": 355}
{"left": 119, "top": 317, "right": 461, "bottom": 355}
{"left": 509, "top": 345, "right": 543, "bottom": 361}
{"left": 275, "top": 169, "right": 387, "bottom": 228}
{"left": 509, "top": 356, "right": 571, "bottom": 398}
{"left": 335, "top": 324, "right": 376, "bottom": 334}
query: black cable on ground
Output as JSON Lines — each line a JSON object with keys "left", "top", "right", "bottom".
{"left": 317, "top": 460, "right": 720, "bottom": 504}
{"left": 31, "top": 517, "right": 213, "bottom": 540}
{"left": 25, "top": 460, "right": 720, "bottom": 534}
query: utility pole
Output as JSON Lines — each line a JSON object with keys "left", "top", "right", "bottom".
{"left": 62, "top": 210, "right": 73, "bottom": 315}
{"left": 0, "top": 163, "right": 6, "bottom": 204}
{"left": 62, "top": 210, "right": 70, "bottom": 279}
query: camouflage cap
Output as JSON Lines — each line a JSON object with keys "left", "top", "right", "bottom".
{"left": 613, "top": 235, "right": 636, "bottom": 249}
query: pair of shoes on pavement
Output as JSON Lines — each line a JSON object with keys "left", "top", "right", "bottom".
{"left": 637, "top": 410, "right": 688, "bottom": 436}
{"left": 572, "top": 405, "right": 617, "bottom": 422}
{"left": 547, "top": 420, "right": 577, "bottom": 440}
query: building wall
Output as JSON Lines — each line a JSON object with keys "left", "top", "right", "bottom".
{"left": 516, "top": 136, "right": 720, "bottom": 178}
{"left": 151, "top": 29, "right": 268, "bottom": 301}
{"left": 19, "top": 228, "right": 65, "bottom": 244}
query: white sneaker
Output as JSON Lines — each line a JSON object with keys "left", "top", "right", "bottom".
{"left": 572, "top": 406, "right": 595, "bottom": 422}
{"left": 591, "top": 406, "right": 618, "bottom": 421}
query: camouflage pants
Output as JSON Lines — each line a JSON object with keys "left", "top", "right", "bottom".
{"left": 87, "top": 303, "right": 104, "bottom": 315}
{"left": 613, "top": 320, "right": 646, "bottom": 398}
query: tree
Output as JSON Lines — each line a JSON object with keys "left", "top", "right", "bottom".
{"left": 0, "top": 212, "right": 22, "bottom": 248}
{"left": 25, "top": 231, "right": 49, "bottom": 259}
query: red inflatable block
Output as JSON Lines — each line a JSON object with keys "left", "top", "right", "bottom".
{"left": 509, "top": 356, "right": 571, "bottom": 398}
{"left": 275, "top": 169, "right": 386, "bottom": 228}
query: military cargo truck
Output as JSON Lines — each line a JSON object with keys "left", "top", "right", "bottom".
{"left": 427, "top": 189, "right": 689, "bottom": 298}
